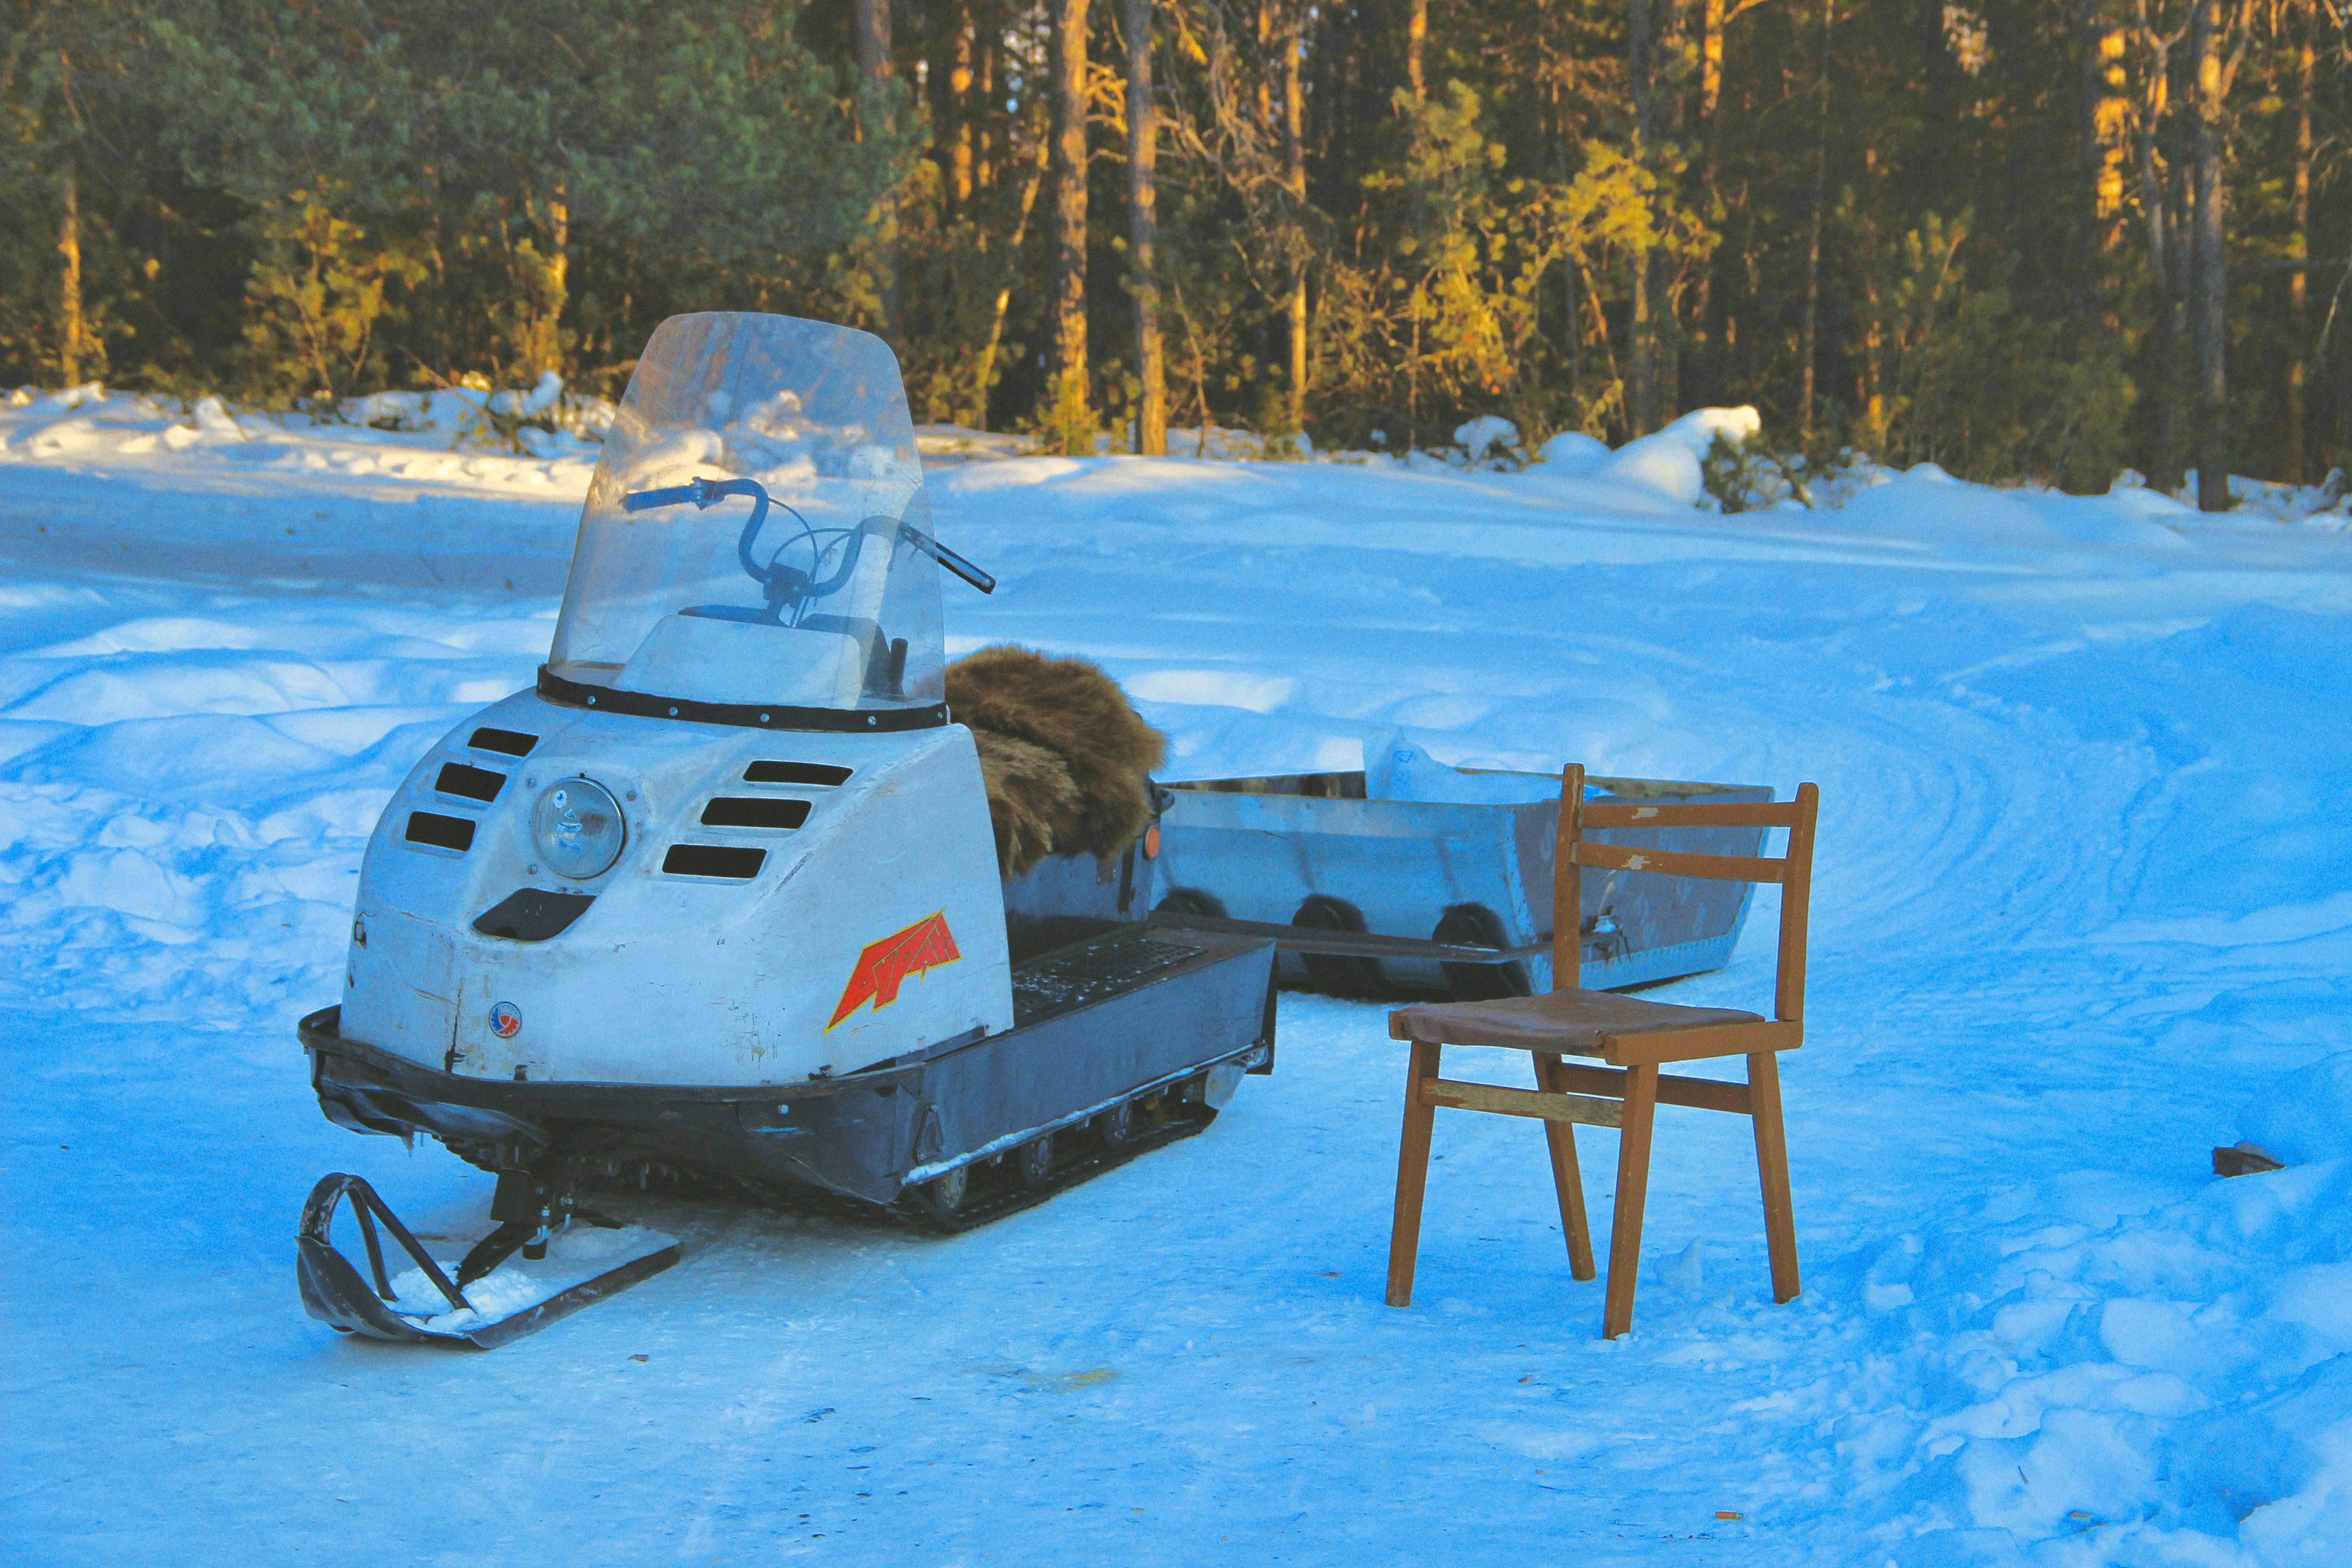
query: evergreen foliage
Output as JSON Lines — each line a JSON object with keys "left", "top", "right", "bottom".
{"left": 0, "top": 0, "right": 2345, "bottom": 489}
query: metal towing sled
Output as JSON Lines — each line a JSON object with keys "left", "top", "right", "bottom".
{"left": 297, "top": 312, "right": 1275, "bottom": 1348}
{"left": 1150, "top": 764, "right": 1774, "bottom": 1000}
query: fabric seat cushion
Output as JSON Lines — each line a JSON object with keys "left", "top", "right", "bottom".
{"left": 1392, "top": 988, "right": 1765, "bottom": 1054}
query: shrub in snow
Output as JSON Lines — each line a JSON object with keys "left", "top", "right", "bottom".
{"left": 1690, "top": 417, "right": 1857, "bottom": 512}
{"left": 191, "top": 397, "right": 244, "bottom": 441}
{"left": 488, "top": 370, "right": 564, "bottom": 420}
{"left": 1651, "top": 405, "right": 1762, "bottom": 456}
{"left": 1453, "top": 415, "right": 1520, "bottom": 466}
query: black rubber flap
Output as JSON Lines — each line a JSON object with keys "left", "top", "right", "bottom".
{"left": 473, "top": 889, "right": 596, "bottom": 941}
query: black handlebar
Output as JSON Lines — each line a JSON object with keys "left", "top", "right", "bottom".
{"left": 623, "top": 476, "right": 995, "bottom": 613}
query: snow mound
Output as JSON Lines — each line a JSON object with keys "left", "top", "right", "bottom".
{"left": 1583, "top": 408, "right": 1760, "bottom": 503}
{"left": 1534, "top": 430, "right": 1609, "bottom": 475}
{"left": 1594, "top": 432, "right": 1705, "bottom": 503}
{"left": 2240, "top": 1051, "right": 2352, "bottom": 1165}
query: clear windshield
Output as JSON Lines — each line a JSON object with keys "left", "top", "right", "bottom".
{"left": 547, "top": 314, "right": 946, "bottom": 714}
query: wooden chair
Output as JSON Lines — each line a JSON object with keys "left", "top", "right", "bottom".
{"left": 1383, "top": 764, "right": 1820, "bottom": 1338}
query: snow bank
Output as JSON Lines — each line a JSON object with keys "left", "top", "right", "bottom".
{"left": 0, "top": 379, "right": 607, "bottom": 498}
{"left": 2241, "top": 1052, "right": 2352, "bottom": 1166}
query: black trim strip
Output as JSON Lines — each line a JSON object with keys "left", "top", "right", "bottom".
{"left": 537, "top": 666, "right": 946, "bottom": 734}
{"left": 1146, "top": 911, "right": 1549, "bottom": 964}
{"left": 300, "top": 1008, "right": 943, "bottom": 1107}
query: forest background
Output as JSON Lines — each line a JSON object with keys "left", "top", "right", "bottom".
{"left": 4, "top": 0, "right": 2348, "bottom": 502}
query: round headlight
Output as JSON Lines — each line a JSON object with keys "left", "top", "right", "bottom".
{"left": 531, "top": 777, "right": 626, "bottom": 881}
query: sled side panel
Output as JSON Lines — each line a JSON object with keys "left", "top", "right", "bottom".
{"left": 900, "top": 929, "right": 1276, "bottom": 1185}
{"left": 1162, "top": 773, "right": 1775, "bottom": 994}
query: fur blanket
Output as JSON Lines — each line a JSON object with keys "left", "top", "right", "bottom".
{"left": 946, "top": 645, "right": 1166, "bottom": 879}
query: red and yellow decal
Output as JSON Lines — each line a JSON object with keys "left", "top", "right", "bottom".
{"left": 826, "top": 911, "right": 962, "bottom": 1031}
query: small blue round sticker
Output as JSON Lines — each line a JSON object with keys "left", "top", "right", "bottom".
{"left": 489, "top": 1001, "right": 522, "bottom": 1039}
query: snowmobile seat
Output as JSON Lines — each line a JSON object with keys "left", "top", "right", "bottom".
{"left": 1380, "top": 764, "right": 1820, "bottom": 1340}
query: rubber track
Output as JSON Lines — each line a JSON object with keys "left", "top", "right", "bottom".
{"left": 891, "top": 1102, "right": 1219, "bottom": 1235}
{"left": 567, "top": 1102, "right": 1220, "bottom": 1237}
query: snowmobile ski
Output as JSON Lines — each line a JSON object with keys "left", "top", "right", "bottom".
{"left": 296, "top": 1173, "right": 680, "bottom": 1350}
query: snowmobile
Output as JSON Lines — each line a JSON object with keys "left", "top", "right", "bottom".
{"left": 296, "top": 313, "right": 1277, "bottom": 1348}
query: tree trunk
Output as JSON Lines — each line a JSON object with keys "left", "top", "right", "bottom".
{"left": 1406, "top": 0, "right": 1426, "bottom": 101}
{"left": 1629, "top": 0, "right": 1652, "bottom": 138}
{"left": 975, "top": 138, "right": 1051, "bottom": 432}
{"left": 2085, "top": 11, "right": 2129, "bottom": 353}
{"left": 2159, "top": 157, "right": 2190, "bottom": 495}
{"left": 539, "top": 188, "right": 569, "bottom": 374}
{"left": 1692, "top": 0, "right": 1726, "bottom": 400}
{"left": 1281, "top": 5, "right": 1308, "bottom": 432}
{"left": 2132, "top": 15, "right": 2185, "bottom": 494}
{"left": 1629, "top": 0, "right": 1653, "bottom": 434}
{"left": 2189, "top": 0, "right": 2228, "bottom": 512}
{"left": 977, "top": 21, "right": 999, "bottom": 195}
{"left": 1655, "top": 0, "right": 1686, "bottom": 417}
{"left": 2287, "top": 7, "right": 2312, "bottom": 484}
{"left": 1700, "top": 0, "right": 1725, "bottom": 118}
{"left": 1047, "top": 0, "right": 1092, "bottom": 451}
{"left": 1123, "top": 0, "right": 1166, "bottom": 455}
{"left": 1565, "top": 250, "right": 1582, "bottom": 415}
{"left": 1799, "top": 0, "right": 1833, "bottom": 445}
{"left": 1629, "top": 252, "right": 1651, "bottom": 438}
{"left": 57, "top": 172, "right": 86, "bottom": 387}
{"left": 951, "top": 2, "right": 977, "bottom": 212}
{"left": 856, "top": 0, "right": 902, "bottom": 345}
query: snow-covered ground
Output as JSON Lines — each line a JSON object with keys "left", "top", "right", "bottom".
{"left": 4, "top": 389, "right": 2350, "bottom": 1566}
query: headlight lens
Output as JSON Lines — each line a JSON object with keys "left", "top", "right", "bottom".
{"left": 531, "top": 777, "right": 626, "bottom": 881}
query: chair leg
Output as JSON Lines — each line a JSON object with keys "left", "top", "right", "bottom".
{"left": 1385, "top": 1039, "right": 1442, "bottom": 1308}
{"left": 1535, "top": 1054, "right": 1595, "bottom": 1281}
{"left": 1747, "top": 1050, "right": 1801, "bottom": 1304}
{"left": 1602, "top": 1062, "right": 1658, "bottom": 1339}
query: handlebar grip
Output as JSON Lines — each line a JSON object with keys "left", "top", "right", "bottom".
{"left": 622, "top": 483, "right": 699, "bottom": 513}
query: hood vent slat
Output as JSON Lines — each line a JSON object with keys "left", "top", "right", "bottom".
{"left": 700, "top": 797, "right": 811, "bottom": 830}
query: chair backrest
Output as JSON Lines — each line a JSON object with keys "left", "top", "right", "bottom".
{"left": 1551, "top": 764, "right": 1820, "bottom": 1022}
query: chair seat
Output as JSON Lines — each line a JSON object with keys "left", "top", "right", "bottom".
{"left": 1392, "top": 988, "right": 1765, "bottom": 1054}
